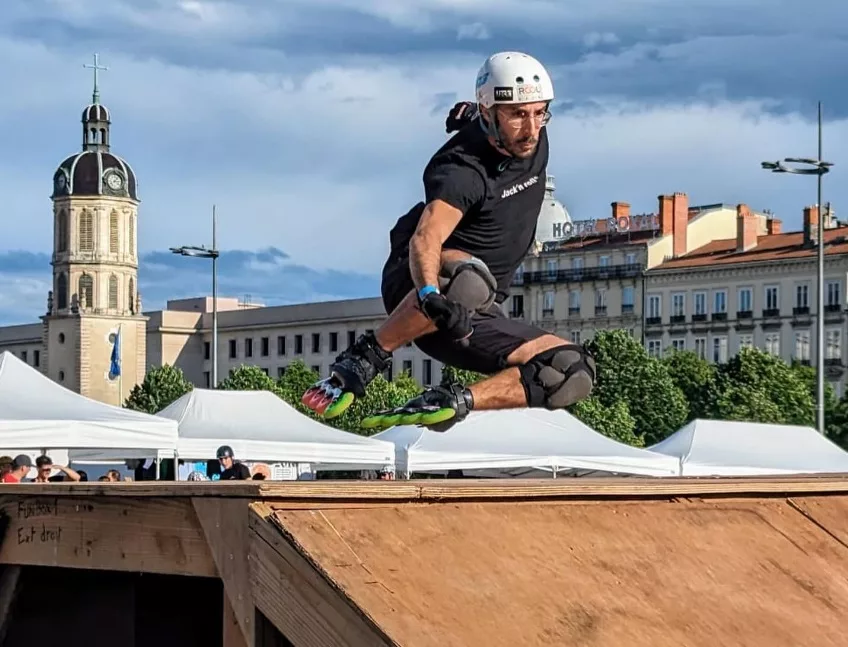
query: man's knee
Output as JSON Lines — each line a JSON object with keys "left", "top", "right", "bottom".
{"left": 517, "top": 344, "right": 596, "bottom": 409}
{"left": 438, "top": 256, "right": 497, "bottom": 312}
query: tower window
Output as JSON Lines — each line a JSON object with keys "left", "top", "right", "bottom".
{"left": 78, "top": 273, "right": 93, "bottom": 309}
{"left": 57, "top": 210, "right": 68, "bottom": 252}
{"left": 109, "top": 211, "right": 119, "bottom": 253}
{"left": 129, "top": 215, "right": 135, "bottom": 257}
{"left": 108, "top": 274, "right": 118, "bottom": 309}
{"left": 56, "top": 273, "right": 68, "bottom": 310}
{"left": 128, "top": 277, "right": 135, "bottom": 313}
{"left": 78, "top": 210, "right": 94, "bottom": 252}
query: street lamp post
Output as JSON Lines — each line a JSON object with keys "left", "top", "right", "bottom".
{"left": 761, "top": 101, "right": 833, "bottom": 435}
{"left": 170, "top": 206, "right": 220, "bottom": 387}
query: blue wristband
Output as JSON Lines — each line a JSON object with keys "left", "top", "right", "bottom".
{"left": 417, "top": 285, "right": 439, "bottom": 300}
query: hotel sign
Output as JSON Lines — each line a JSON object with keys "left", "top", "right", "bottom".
{"left": 551, "top": 214, "right": 660, "bottom": 239}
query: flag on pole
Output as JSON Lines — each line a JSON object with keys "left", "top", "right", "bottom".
{"left": 109, "top": 327, "right": 121, "bottom": 378}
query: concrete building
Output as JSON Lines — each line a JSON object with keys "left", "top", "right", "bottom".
{"left": 644, "top": 203, "right": 847, "bottom": 395}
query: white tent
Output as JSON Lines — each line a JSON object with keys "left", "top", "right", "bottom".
{"left": 158, "top": 389, "right": 395, "bottom": 470}
{"left": 372, "top": 408, "right": 679, "bottom": 478}
{"left": 0, "top": 351, "right": 178, "bottom": 456}
{"left": 648, "top": 418, "right": 848, "bottom": 476}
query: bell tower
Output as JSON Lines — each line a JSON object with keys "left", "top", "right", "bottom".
{"left": 42, "top": 54, "right": 147, "bottom": 405}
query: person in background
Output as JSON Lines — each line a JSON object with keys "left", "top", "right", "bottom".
{"left": 33, "top": 455, "right": 81, "bottom": 482}
{"left": 0, "top": 456, "right": 12, "bottom": 479}
{"left": 216, "top": 445, "right": 251, "bottom": 480}
{"left": 2, "top": 455, "right": 32, "bottom": 482}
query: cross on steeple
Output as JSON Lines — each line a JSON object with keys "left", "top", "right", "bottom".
{"left": 83, "top": 53, "right": 109, "bottom": 105}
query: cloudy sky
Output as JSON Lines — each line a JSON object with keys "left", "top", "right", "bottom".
{"left": 0, "top": 0, "right": 845, "bottom": 325}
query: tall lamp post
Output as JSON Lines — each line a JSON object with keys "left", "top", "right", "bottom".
{"left": 170, "top": 206, "right": 220, "bottom": 387}
{"left": 761, "top": 101, "right": 833, "bottom": 435}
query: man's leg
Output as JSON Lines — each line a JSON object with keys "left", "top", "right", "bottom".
{"left": 361, "top": 314, "right": 596, "bottom": 431}
{"left": 302, "top": 249, "right": 496, "bottom": 417}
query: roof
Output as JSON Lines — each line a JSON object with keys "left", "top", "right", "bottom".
{"left": 53, "top": 150, "right": 139, "bottom": 201}
{"left": 651, "top": 226, "right": 848, "bottom": 271}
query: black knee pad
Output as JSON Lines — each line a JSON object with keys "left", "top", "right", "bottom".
{"left": 438, "top": 256, "right": 497, "bottom": 312}
{"left": 518, "top": 344, "right": 596, "bottom": 410}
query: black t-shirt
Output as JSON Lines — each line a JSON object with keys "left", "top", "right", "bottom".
{"left": 388, "top": 118, "right": 548, "bottom": 301}
{"left": 220, "top": 462, "right": 251, "bottom": 480}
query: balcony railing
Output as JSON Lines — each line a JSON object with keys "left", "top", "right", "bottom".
{"left": 511, "top": 263, "right": 642, "bottom": 286}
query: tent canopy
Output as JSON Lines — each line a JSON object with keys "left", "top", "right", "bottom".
{"left": 648, "top": 418, "right": 848, "bottom": 476}
{"left": 158, "top": 389, "right": 395, "bottom": 469}
{"left": 373, "top": 408, "right": 678, "bottom": 477}
{"left": 0, "top": 351, "right": 178, "bottom": 454}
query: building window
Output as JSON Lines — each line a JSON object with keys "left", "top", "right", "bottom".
{"left": 109, "top": 210, "right": 119, "bottom": 254}
{"left": 128, "top": 277, "right": 135, "bottom": 313}
{"left": 244, "top": 338, "right": 253, "bottom": 358}
{"left": 57, "top": 210, "right": 68, "bottom": 252}
{"left": 311, "top": 365, "right": 320, "bottom": 373}
{"left": 765, "top": 285, "right": 779, "bottom": 310}
{"left": 277, "top": 335, "right": 286, "bottom": 356}
{"left": 571, "top": 331, "right": 581, "bottom": 344}
{"left": 647, "top": 340, "right": 662, "bottom": 357}
{"left": 203, "top": 371, "right": 210, "bottom": 387}
{"left": 568, "top": 290, "right": 580, "bottom": 314}
{"left": 330, "top": 332, "right": 339, "bottom": 352}
{"left": 402, "top": 360, "right": 413, "bottom": 376}
{"left": 277, "top": 366, "right": 287, "bottom": 378}
{"left": 694, "top": 337, "right": 707, "bottom": 360}
{"left": 571, "top": 257, "right": 583, "bottom": 270}
{"left": 622, "top": 286, "right": 634, "bottom": 313}
{"left": 312, "top": 333, "right": 321, "bottom": 353}
{"left": 78, "top": 273, "right": 93, "bottom": 308}
{"left": 21, "top": 350, "right": 27, "bottom": 363}
{"left": 671, "top": 293, "right": 685, "bottom": 317}
{"left": 738, "top": 287, "right": 752, "bottom": 312}
{"left": 228, "top": 339, "right": 237, "bottom": 359}
{"left": 56, "top": 273, "right": 68, "bottom": 310}
{"left": 510, "top": 294, "right": 524, "bottom": 317}
{"left": 261, "top": 337, "right": 269, "bottom": 357}
{"left": 347, "top": 331, "right": 356, "bottom": 347}
{"left": 513, "top": 264, "right": 524, "bottom": 284}
{"left": 261, "top": 368, "right": 269, "bottom": 376}
{"left": 647, "top": 294, "right": 661, "bottom": 319}
{"left": 542, "top": 291, "right": 555, "bottom": 317}
{"left": 827, "top": 280, "right": 841, "bottom": 307}
{"left": 693, "top": 291, "right": 706, "bottom": 315}
{"left": 129, "top": 214, "right": 135, "bottom": 256}
{"left": 546, "top": 259, "right": 558, "bottom": 278}
{"left": 422, "top": 359, "right": 432, "bottom": 385}
{"left": 713, "top": 290, "right": 727, "bottom": 313}
{"left": 78, "top": 210, "right": 94, "bottom": 252}
{"left": 594, "top": 289, "right": 606, "bottom": 315}
{"left": 765, "top": 332, "right": 780, "bottom": 356}
{"left": 794, "top": 331, "right": 810, "bottom": 362}
{"left": 295, "top": 335, "right": 303, "bottom": 354}
{"left": 671, "top": 338, "right": 685, "bottom": 351}
{"left": 738, "top": 334, "right": 754, "bottom": 350}
{"left": 796, "top": 284, "right": 809, "bottom": 309}
{"left": 625, "top": 252, "right": 636, "bottom": 265}
{"left": 599, "top": 255, "right": 610, "bottom": 267}
{"left": 33, "top": 350, "right": 40, "bottom": 367}
{"left": 108, "top": 274, "right": 118, "bottom": 309}
{"left": 712, "top": 336, "right": 728, "bottom": 363}
{"left": 826, "top": 329, "right": 842, "bottom": 360}
{"left": 204, "top": 341, "right": 210, "bottom": 360}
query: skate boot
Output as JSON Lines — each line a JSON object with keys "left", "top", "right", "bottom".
{"left": 301, "top": 331, "right": 392, "bottom": 419}
{"left": 360, "top": 383, "right": 474, "bottom": 432}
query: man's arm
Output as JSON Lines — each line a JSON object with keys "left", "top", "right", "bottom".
{"left": 409, "top": 199, "right": 464, "bottom": 291}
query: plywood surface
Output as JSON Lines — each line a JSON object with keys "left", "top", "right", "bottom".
{"left": 269, "top": 496, "right": 848, "bottom": 647}
{"left": 0, "top": 495, "right": 216, "bottom": 576}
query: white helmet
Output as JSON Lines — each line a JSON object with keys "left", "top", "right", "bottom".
{"left": 475, "top": 51, "right": 555, "bottom": 108}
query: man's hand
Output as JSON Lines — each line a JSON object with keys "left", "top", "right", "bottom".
{"left": 419, "top": 292, "right": 473, "bottom": 342}
{"left": 445, "top": 101, "right": 479, "bottom": 133}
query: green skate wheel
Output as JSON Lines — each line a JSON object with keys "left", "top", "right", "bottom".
{"left": 322, "top": 391, "right": 355, "bottom": 419}
{"left": 417, "top": 408, "right": 456, "bottom": 426}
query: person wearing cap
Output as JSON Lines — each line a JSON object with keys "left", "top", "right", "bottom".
{"left": 32, "top": 455, "right": 81, "bottom": 482}
{"left": 2, "top": 455, "right": 33, "bottom": 482}
{"left": 215, "top": 445, "right": 251, "bottom": 480}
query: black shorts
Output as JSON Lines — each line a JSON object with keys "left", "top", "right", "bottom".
{"left": 380, "top": 256, "right": 547, "bottom": 375}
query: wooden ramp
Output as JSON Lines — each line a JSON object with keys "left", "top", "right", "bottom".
{"left": 1, "top": 478, "right": 848, "bottom": 646}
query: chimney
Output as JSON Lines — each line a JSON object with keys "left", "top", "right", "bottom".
{"left": 611, "top": 201, "right": 630, "bottom": 222}
{"left": 803, "top": 205, "right": 819, "bottom": 246}
{"left": 766, "top": 218, "right": 782, "bottom": 235}
{"left": 658, "top": 195, "right": 674, "bottom": 236}
{"left": 672, "top": 192, "right": 688, "bottom": 257}
{"left": 736, "top": 204, "right": 758, "bottom": 252}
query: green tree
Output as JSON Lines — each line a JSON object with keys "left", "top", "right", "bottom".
{"left": 584, "top": 330, "right": 687, "bottom": 445}
{"left": 124, "top": 364, "right": 193, "bottom": 414}
{"left": 660, "top": 348, "right": 718, "bottom": 421}
{"left": 277, "top": 361, "right": 323, "bottom": 418}
{"left": 440, "top": 365, "right": 487, "bottom": 387}
{"left": 789, "top": 361, "right": 840, "bottom": 432}
{"left": 570, "top": 396, "right": 643, "bottom": 446}
{"left": 708, "top": 347, "right": 813, "bottom": 425}
{"left": 217, "top": 364, "right": 282, "bottom": 394}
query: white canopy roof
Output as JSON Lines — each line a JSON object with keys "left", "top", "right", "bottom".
{"left": 648, "top": 418, "right": 848, "bottom": 476}
{"left": 0, "top": 351, "right": 178, "bottom": 455}
{"left": 372, "top": 408, "right": 679, "bottom": 477}
{"left": 158, "top": 389, "right": 395, "bottom": 470}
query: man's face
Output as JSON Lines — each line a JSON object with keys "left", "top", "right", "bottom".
{"left": 219, "top": 456, "right": 233, "bottom": 470}
{"left": 37, "top": 463, "right": 53, "bottom": 480}
{"left": 488, "top": 101, "right": 550, "bottom": 158}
